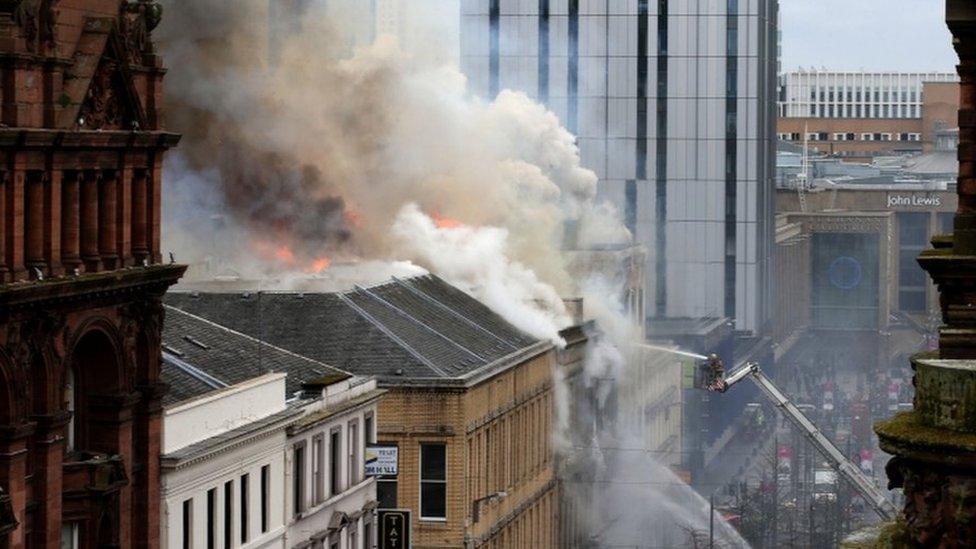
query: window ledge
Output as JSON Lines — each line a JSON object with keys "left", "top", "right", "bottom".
{"left": 294, "top": 477, "right": 375, "bottom": 522}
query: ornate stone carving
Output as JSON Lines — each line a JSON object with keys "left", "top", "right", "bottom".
{"left": 119, "top": 0, "right": 161, "bottom": 64}
{"left": 120, "top": 297, "right": 163, "bottom": 372}
{"left": 77, "top": 57, "right": 124, "bottom": 130}
{"left": 1, "top": 313, "right": 64, "bottom": 420}
{"left": 9, "top": 0, "right": 57, "bottom": 51}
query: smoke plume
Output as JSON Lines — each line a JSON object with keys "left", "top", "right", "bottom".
{"left": 156, "top": 1, "right": 746, "bottom": 546}
{"left": 158, "top": 0, "right": 624, "bottom": 328}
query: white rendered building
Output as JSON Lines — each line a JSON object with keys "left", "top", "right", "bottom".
{"left": 284, "top": 378, "right": 383, "bottom": 549}
{"left": 160, "top": 373, "right": 294, "bottom": 549}
{"left": 158, "top": 307, "right": 384, "bottom": 549}
{"left": 778, "top": 70, "right": 958, "bottom": 119}
{"left": 460, "top": 0, "right": 779, "bottom": 333}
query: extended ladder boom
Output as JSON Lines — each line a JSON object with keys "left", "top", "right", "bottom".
{"left": 722, "top": 362, "right": 897, "bottom": 521}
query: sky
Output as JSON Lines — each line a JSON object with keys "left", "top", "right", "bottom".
{"left": 780, "top": 0, "right": 958, "bottom": 72}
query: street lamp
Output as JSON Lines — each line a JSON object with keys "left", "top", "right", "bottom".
{"left": 471, "top": 491, "right": 507, "bottom": 523}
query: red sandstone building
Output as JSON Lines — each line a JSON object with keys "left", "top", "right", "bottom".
{"left": 0, "top": 1, "right": 182, "bottom": 547}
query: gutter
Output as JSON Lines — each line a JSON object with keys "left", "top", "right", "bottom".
{"left": 372, "top": 340, "right": 554, "bottom": 389}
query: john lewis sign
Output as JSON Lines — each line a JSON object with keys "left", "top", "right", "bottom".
{"left": 886, "top": 194, "right": 942, "bottom": 209}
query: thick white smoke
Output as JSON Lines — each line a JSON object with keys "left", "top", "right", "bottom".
{"left": 391, "top": 203, "right": 570, "bottom": 342}
{"left": 157, "top": 1, "right": 745, "bottom": 546}
{"left": 158, "top": 0, "right": 629, "bottom": 337}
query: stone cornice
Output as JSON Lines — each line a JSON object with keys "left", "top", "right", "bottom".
{"left": 0, "top": 129, "right": 181, "bottom": 150}
{"left": 0, "top": 265, "right": 186, "bottom": 314}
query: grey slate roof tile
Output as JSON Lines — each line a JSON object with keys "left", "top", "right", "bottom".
{"left": 161, "top": 306, "right": 350, "bottom": 405}
{"left": 163, "top": 275, "right": 539, "bottom": 381}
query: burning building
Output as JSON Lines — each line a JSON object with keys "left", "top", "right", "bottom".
{"left": 0, "top": 1, "right": 184, "bottom": 547}
{"left": 165, "top": 275, "right": 564, "bottom": 548}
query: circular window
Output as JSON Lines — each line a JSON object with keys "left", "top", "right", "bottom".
{"left": 828, "top": 256, "right": 863, "bottom": 290}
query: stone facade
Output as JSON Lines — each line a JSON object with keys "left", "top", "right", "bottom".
{"left": 0, "top": 1, "right": 183, "bottom": 547}
{"left": 772, "top": 216, "right": 810, "bottom": 343}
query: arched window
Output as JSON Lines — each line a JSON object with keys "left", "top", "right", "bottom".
{"left": 65, "top": 367, "right": 76, "bottom": 452}
{"left": 68, "top": 329, "right": 122, "bottom": 453}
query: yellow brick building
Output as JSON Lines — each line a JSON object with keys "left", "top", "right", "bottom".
{"left": 377, "top": 348, "right": 558, "bottom": 548}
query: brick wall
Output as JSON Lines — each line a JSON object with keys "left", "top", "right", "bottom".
{"left": 376, "top": 350, "right": 559, "bottom": 548}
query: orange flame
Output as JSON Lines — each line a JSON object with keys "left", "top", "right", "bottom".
{"left": 275, "top": 244, "right": 295, "bottom": 264}
{"left": 253, "top": 239, "right": 330, "bottom": 274}
{"left": 305, "top": 257, "right": 331, "bottom": 274}
{"left": 431, "top": 211, "right": 462, "bottom": 229}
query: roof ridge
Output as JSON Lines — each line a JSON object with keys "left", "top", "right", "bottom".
{"left": 336, "top": 293, "right": 450, "bottom": 377}
{"left": 392, "top": 277, "right": 519, "bottom": 352}
{"left": 353, "top": 284, "right": 488, "bottom": 365}
{"left": 163, "top": 304, "right": 355, "bottom": 380}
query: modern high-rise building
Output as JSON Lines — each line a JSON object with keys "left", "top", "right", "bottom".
{"left": 460, "top": 0, "right": 779, "bottom": 333}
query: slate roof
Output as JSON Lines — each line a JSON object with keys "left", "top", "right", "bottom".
{"left": 164, "top": 275, "right": 542, "bottom": 382}
{"left": 161, "top": 306, "right": 351, "bottom": 406}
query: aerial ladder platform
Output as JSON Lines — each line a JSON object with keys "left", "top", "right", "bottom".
{"left": 698, "top": 357, "right": 897, "bottom": 521}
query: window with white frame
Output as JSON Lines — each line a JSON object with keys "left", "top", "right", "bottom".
{"left": 223, "top": 480, "right": 233, "bottom": 549}
{"left": 349, "top": 420, "right": 360, "bottom": 486}
{"left": 312, "top": 434, "right": 325, "bottom": 504}
{"left": 182, "top": 500, "right": 193, "bottom": 549}
{"left": 260, "top": 465, "right": 270, "bottom": 533}
{"left": 206, "top": 488, "right": 216, "bottom": 549}
{"left": 330, "top": 427, "right": 343, "bottom": 496}
{"left": 293, "top": 441, "right": 306, "bottom": 516}
{"left": 240, "top": 474, "right": 249, "bottom": 544}
{"left": 365, "top": 412, "right": 375, "bottom": 445}
{"left": 420, "top": 443, "right": 447, "bottom": 521}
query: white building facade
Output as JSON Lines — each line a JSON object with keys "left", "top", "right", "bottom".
{"left": 778, "top": 70, "right": 959, "bottom": 119}
{"left": 284, "top": 379, "right": 384, "bottom": 549}
{"left": 460, "top": 0, "right": 779, "bottom": 333}
{"left": 160, "top": 375, "right": 385, "bottom": 549}
{"left": 160, "top": 374, "right": 295, "bottom": 549}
